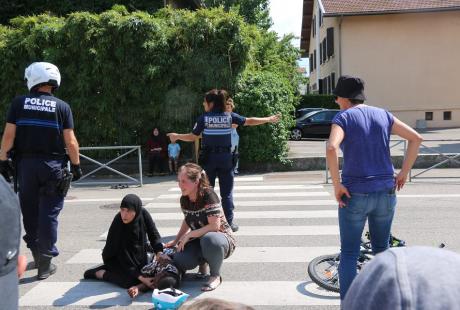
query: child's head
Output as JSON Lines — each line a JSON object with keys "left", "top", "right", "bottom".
{"left": 157, "top": 275, "right": 179, "bottom": 289}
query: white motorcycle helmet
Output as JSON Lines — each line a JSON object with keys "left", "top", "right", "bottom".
{"left": 24, "top": 62, "right": 61, "bottom": 91}
{"left": 152, "top": 288, "right": 189, "bottom": 309}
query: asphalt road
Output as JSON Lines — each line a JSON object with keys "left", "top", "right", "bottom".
{"left": 17, "top": 171, "right": 460, "bottom": 309}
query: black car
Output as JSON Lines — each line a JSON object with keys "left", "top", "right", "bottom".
{"left": 291, "top": 109, "right": 340, "bottom": 140}
{"left": 295, "top": 107, "right": 325, "bottom": 119}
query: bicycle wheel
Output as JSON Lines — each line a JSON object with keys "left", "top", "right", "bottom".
{"left": 307, "top": 254, "right": 340, "bottom": 293}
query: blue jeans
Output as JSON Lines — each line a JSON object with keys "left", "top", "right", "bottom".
{"left": 338, "top": 188, "right": 397, "bottom": 300}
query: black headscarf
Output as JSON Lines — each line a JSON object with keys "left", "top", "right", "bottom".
{"left": 151, "top": 127, "right": 162, "bottom": 143}
{"left": 102, "top": 194, "right": 148, "bottom": 277}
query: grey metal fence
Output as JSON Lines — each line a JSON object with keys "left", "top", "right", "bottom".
{"left": 71, "top": 145, "right": 143, "bottom": 186}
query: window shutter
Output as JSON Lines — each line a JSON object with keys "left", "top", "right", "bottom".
{"left": 312, "top": 16, "right": 315, "bottom": 37}
{"left": 309, "top": 54, "right": 313, "bottom": 72}
{"left": 318, "top": 79, "right": 323, "bottom": 94}
{"left": 319, "top": 43, "right": 323, "bottom": 64}
{"left": 323, "top": 40, "right": 327, "bottom": 62}
{"left": 313, "top": 50, "right": 317, "bottom": 69}
{"left": 331, "top": 72, "right": 336, "bottom": 90}
{"left": 327, "top": 27, "right": 334, "bottom": 57}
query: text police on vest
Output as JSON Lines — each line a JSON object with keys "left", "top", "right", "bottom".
{"left": 204, "top": 116, "right": 231, "bottom": 129}
{"left": 23, "top": 98, "right": 57, "bottom": 113}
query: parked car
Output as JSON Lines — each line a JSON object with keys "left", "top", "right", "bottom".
{"left": 291, "top": 109, "right": 340, "bottom": 140}
{"left": 295, "top": 107, "right": 325, "bottom": 119}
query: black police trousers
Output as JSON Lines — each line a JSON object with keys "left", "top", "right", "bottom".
{"left": 18, "top": 158, "right": 65, "bottom": 256}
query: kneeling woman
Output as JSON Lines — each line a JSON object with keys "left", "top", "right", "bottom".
{"left": 84, "top": 194, "right": 164, "bottom": 290}
{"left": 165, "top": 163, "right": 236, "bottom": 291}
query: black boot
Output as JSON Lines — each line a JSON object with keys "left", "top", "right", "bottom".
{"left": 37, "top": 254, "right": 57, "bottom": 280}
{"left": 26, "top": 248, "right": 40, "bottom": 270}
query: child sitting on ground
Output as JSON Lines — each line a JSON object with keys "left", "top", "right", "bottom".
{"left": 127, "top": 247, "right": 181, "bottom": 298}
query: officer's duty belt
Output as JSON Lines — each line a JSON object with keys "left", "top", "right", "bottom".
{"left": 202, "top": 146, "right": 231, "bottom": 153}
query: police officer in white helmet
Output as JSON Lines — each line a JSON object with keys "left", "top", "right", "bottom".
{"left": 0, "top": 62, "right": 82, "bottom": 280}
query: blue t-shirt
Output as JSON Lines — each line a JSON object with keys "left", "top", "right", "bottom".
{"left": 168, "top": 143, "right": 180, "bottom": 158}
{"left": 192, "top": 111, "right": 246, "bottom": 147}
{"left": 6, "top": 91, "right": 74, "bottom": 157}
{"left": 332, "top": 105, "right": 395, "bottom": 193}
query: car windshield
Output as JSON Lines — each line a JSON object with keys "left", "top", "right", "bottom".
{"left": 297, "top": 111, "right": 320, "bottom": 121}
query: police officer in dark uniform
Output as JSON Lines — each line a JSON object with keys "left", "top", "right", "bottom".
{"left": 0, "top": 177, "right": 21, "bottom": 310}
{"left": 0, "top": 62, "right": 82, "bottom": 280}
{"left": 168, "top": 89, "right": 280, "bottom": 231}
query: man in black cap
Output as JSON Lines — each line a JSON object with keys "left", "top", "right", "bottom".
{"left": 0, "top": 176, "right": 21, "bottom": 310}
{"left": 326, "top": 75, "right": 423, "bottom": 301}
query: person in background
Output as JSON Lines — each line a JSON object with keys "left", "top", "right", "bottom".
{"left": 225, "top": 98, "right": 240, "bottom": 175}
{"left": 146, "top": 127, "right": 167, "bottom": 176}
{"left": 168, "top": 138, "right": 181, "bottom": 175}
{"left": 326, "top": 75, "right": 423, "bottom": 300}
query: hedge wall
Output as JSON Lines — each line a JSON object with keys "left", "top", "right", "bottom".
{"left": 0, "top": 6, "right": 300, "bottom": 164}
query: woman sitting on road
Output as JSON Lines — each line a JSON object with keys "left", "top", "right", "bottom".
{"left": 165, "top": 163, "right": 236, "bottom": 291}
{"left": 83, "top": 194, "right": 165, "bottom": 292}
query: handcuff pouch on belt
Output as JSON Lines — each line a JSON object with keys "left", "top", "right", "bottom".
{"left": 57, "top": 168, "right": 73, "bottom": 197}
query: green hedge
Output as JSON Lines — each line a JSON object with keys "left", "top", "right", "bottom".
{"left": 299, "top": 94, "right": 336, "bottom": 110}
{"left": 0, "top": 7, "right": 300, "bottom": 164}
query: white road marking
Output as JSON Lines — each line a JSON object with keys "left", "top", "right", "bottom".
{"left": 168, "top": 185, "right": 323, "bottom": 191}
{"left": 147, "top": 210, "right": 337, "bottom": 220}
{"left": 64, "top": 198, "right": 155, "bottom": 203}
{"left": 19, "top": 281, "right": 339, "bottom": 306}
{"left": 145, "top": 200, "right": 337, "bottom": 209}
{"left": 67, "top": 247, "right": 339, "bottom": 264}
{"left": 158, "top": 192, "right": 330, "bottom": 199}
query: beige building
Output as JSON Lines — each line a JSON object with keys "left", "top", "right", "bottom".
{"left": 300, "top": 0, "right": 460, "bottom": 128}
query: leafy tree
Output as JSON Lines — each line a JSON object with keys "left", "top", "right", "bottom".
{"left": 202, "top": 0, "right": 271, "bottom": 30}
{"left": 0, "top": 6, "right": 300, "bottom": 165}
{"left": 0, "top": 0, "right": 164, "bottom": 25}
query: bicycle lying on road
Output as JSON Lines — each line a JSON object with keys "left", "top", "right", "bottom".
{"left": 307, "top": 232, "right": 445, "bottom": 293}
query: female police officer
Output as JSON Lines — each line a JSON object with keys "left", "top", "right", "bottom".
{"left": 0, "top": 62, "right": 82, "bottom": 280}
{"left": 168, "top": 89, "right": 280, "bottom": 232}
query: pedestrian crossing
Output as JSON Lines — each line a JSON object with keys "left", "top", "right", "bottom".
{"left": 19, "top": 177, "right": 341, "bottom": 308}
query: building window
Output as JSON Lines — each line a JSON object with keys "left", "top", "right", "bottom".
{"left": 444, "top": 111, "right": 452, "bottom": 120}
{"left": 425, "top": 112, "right": 433, "bottom": 121}
{"left": 327, "top": 27, "right": 334, "bottom": 57}
{"left": 312, "top": 16, "right": 316, "bottom": 37}
{"left": 309, "top": 54, "right": 313, "bottom": 72}
{"left": 322, "top": 38, "right": 327, "bottom": 63}
{"left": 331, "top": 72, "right": 336, "bottom": 90}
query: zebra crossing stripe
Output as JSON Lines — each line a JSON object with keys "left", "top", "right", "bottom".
{"left": 168, "top": 185, "right": 324, "bottom": 191}
{"left": 148, "top": 210, "right": 337, "bottom": 220}
{"left": 65, "top": 197, "right": 155, "bottom": 203}
{"left": 67, "top": 246, "right": 339, "bottom": 264}
{"left": 19, "top": 281, "right": 339, "bottom": 306}
{"left": 158, "top": 192, "right": 330, "bottom": 199}
{"left": 145, "top": 200, "right": 337, "bottom": 209}
{"left": 99, "top": 225, "right": 339, "bottom": 239}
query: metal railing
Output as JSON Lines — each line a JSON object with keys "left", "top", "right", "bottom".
{"left": 72, "top": 146, "right": 143, "bottom": 186}
{"left": 409, "top": 139, "right": 460, "bottom": 181}
{"left": 325, "top": 139, "right": 460, "bottom": 183}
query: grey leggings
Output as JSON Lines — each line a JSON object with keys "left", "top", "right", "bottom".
{"left": 173, "top": 232, "right": 230, "bottom": 277}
